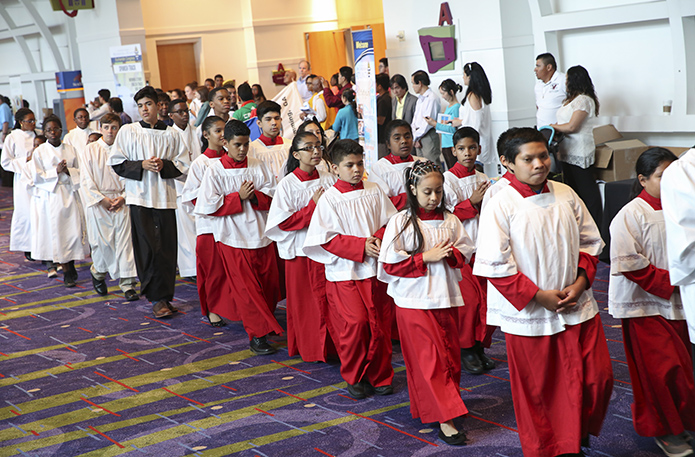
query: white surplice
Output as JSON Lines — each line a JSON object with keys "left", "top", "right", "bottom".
{"left": 194, "top": 157, "right": 276, "bottom": 248}
{"left": 1, "top": 129, "right": 35, "bottom": 251}
{"left": 378, "top": 211, "right": 473, "bottom": 309}
{"left": 172, "top": 123, "right": 202, "bottom": 277}
{"left": 472, "top": 181, "right": 604, "bottom": 336}
{"left": 265, "top": 169, "right": 337, "bottom": 260}
{"left": 661, "top": 148, "right": 695, "bottom": 339}
{"left": 30, "top": 142, "right": 88, "bottom": 263}
{"left": 249, "top": 137, "right": 292, "bottom": 180}
{"left": 63, "top": 126, "right": 92, "bottom": 158}
{"left": 181, "top": 153, "right": 222, "bottom": 236}
{"left": 303, "top": 182, "right": 397, "bottom": 282}
{"left": 80, "top": 138, "right": 136, "bottom": 279}
{"left": 108, "top": 123, "right": 189, "bottom": 209}
{"left": 367, "top": 157, "right": 420, "bottom": 200}
{"left": 608, "top": 197, "right": 683, "bottom": 320}
{"left": 443, "top": 169, "right": 489, "bottom": 246}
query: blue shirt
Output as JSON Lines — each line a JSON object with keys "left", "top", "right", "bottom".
{"left": 332, "top": 105, "right": 359, "bottom": 141}
{"left": 0, "top": 103, "right": 12, "bottom": 129}
{"left": 435, "top": 102, "right": 461, "bottom": 148}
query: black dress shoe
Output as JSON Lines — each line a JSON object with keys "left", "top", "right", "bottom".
{"left": 373, "top": 384, "right": 394, "bottom": 396}
{"left": 24, "top": 252, "right": 35, "bottom": 261}
{"left": 438, "top": 428, "right": 468, "bottom": 446}
{"left": 475, "top": 341, "right": 496, "bottom": 371}
{"left": 91, "top": 273, "right": 108, "bottom": 295}
{"left": 64, "top": 268, "right": 78, "bottom": 288}
{"left": 250, "top": 336, "right": 276, "bottom": 355}
{"left": 346, "top": 382, "right": 367, "bottom": 399}
{"left": 461, "top": 348, "right": 484, "bottom": 375}
{"left": 207, "top": 313, "right": 226, "bottom": 327}
{"left": 124, "top": 289, "right": 139, "bottom": 301}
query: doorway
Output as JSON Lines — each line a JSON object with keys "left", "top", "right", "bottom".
{"left": 156, "top": 43, "right": 198, "bottom": 91}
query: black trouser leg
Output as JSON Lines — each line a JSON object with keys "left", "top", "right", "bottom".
{"left": 561, "top": 162, "right": 603, "bottom": 227}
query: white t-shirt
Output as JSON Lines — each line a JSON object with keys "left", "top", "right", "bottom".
{"left": 535, "top": 71, "right": 566, "bottom": 127}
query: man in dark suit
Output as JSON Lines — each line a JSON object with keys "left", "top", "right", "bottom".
{"left": 390, "top": 74, "right": 417, "bottom": 125}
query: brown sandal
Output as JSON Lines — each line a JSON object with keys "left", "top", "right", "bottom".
{"left": 152, "top": 300, "right": 174, "bottom": 318}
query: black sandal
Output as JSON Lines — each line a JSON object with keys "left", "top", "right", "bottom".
{"left": 207, "top": 313, "right": 226, "bottom": 327}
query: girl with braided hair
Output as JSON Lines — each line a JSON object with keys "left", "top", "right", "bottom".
{"left": 378, "top": 159, "right": 475, "bottom": 446}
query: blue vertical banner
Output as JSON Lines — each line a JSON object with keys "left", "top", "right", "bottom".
{"left": 352, "top": 29, "right": 378, "bottom": 171}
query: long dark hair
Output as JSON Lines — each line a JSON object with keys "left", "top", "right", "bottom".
{"left": 342, "top": 88, "right": 357, "bottom": 116}
{"left": 565, "top": 65, "right": 599, "bottom": 116}
{"left": 297, "top": 118, "right": 330, "bottom": 165}
{"left": 286, "top": 131, "right": 321, "bottom": 174}
{"left": 629, "top": 147, "right": 677, "bottom": 199}
{"left": 394, "top": 160, "right": 447, "bottom": 255}
{"left": 200, "top": 115, "right": 224, "bottom": 151}
{"left": 463, "top": 62, "right": 492, "bottom": 106}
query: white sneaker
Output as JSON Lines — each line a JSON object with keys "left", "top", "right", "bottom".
{"left": 656, "top": 435, "right": 695, "bottom": 457}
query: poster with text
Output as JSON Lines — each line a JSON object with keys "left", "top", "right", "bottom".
{"left": 352, "top": 29, "right": 377, "bottom": 172}
{"left": 109, "top": 44, "right": 145, "bottom": 122}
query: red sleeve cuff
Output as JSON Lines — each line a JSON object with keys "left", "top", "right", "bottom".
{"left": 211, "top": 193, "right": 243, "bottom": 216}
{"left": 278, "top": 200, "right": 316, "bottom": 231}
{"left": 578, "top": 252, "right": 599, "bottom": 287}
{"left": 488, "top": 272, "right": 539, "bottom": 311}
{"left": 623, "top": 264, "right": 675, "bottom": 300}
{"left": 322, "top": 234, "right": 366, "bottom": 263}
{"left": 446, "top": 247, "right": 466, "bottom": 269}
{"left": 383, "top": 253, "right": 428, "bottom": 278}
{"left": 373, "top": 225, "right": 387, "bottom": 241}
{"left": 453, "top": 199, "right": 479, "bottom": 221}
{"left": 251, "top": 190, "right": 272, "bottom": 211}
{"left": 389, "top": 193, "right": 407, "bottom": 211}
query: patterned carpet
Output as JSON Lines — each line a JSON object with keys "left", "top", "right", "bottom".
{"left": 0, "top": 184, "right": 669, "bottom": 457}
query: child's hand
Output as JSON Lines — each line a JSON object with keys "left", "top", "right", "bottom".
{"left": 556, "top": 276, "right": 589, "bottom": 312}
{"left": 312, "top": 187, "right": 325, "bottom": 204}
{"left": 99, "top": 197, "right": 114, "bottom": 210}
{"left": 110, "top": 196, "right": 125, "bottom": 211}
{"left": 143, "top": 157, "right": 163, "bottom": 172}
{"left": 364, "top": 236, "right": 380, "bottom": 258}
{"left": 56, "top": 160, "right": 67, "bottom": 174}
{"left": 534, "top": 289, "right": 568, "bottom": 312}
{"left": 238, "top": 181, "right": 255, "bottom": 200}
{"left": 425, "top": 116, "right": 436, "bottom": 127}
{"left": 469, "top": 181, "right": 492, "bottom": 206}
{"left": 422, "top": 241, "right": 453, "bottom": 263}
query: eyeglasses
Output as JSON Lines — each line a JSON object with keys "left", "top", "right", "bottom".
{"left": 21, "top": 119, "right": 36, "bottom": 124}
{"left": 44, "top": 127, "right": 62, "bottom": 133}
{"left": 297, "top": 145, "right": 325, "bottom": 152}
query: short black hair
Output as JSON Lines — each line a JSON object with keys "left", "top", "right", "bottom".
{"left": 379, "top": 57, "right": 388, "bottom": 67}
{"left": 390, "top": 74, "right": 408, "bottom": 91}
{"left": 208, "top": 87, "right": 229, "bottom": 102}
{"left": 256, "top": 100, "right": 281, "bottom": 120}
{"left": 330, "top": 139, "right": 363, "bottom": 165}
{"left": 375, "top": 73, "right": 390, "bottom": 91}
{"left": 502, "top": 127, "right": 548, "bottom": 163}
{"left": 536, "top": 53, "right": 557, "bottom": 71}
{"left": 157, "top": 92, "right": 171, "bottom": 104}
{"left": 384, "top": 119, "right": 412, "bottom": 141}
{"left": 108, "top": 97, "right": 124, "bottom": 113}
{"left": 73, "top": 107, "right": 89, "bottom": 118}
{"left": 453, "top": 127, "right": 480, "bottom": 146}
{"left": 205, "top": 78, "right": 214, "bottom": 85}
{"left": 411, "top": 70, "right": 430, "bottom": 86}
{"left": 168, "top": 98, "right": 187, "bottom": 112}
{"left": 496, "top": 127, "right": 519, "bottom": 158}
{"left": 100, "top": 112, "right": 122, "bottom": 127}
{"left": 134, "top": 86, "right": 158, "bottom": 103}
{"left": 214, "top": 74, "right": 224, "bottom": 80}
{"left": 224, "top": 119, "right": 251, "bottom": 141}
{"left": 42, "top": 114, "right": 62, "bottom": 130}
{"left": 237, "top": 82, "right": 253, "bottom": 102}
{"left": 339, "top": 66, "right": 353, "bottom": 82}
{"left": 98, "top": 89, "right": 111, "bottom": 101}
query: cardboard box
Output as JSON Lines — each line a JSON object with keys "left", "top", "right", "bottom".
{"left": 592, "top": 124, "right": 648, "bottom": 182}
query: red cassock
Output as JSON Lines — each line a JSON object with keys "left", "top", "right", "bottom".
{"left": 505, "top": 314, "right": 613, "bottom": 457}
{"left": 196, "top": 233, "right": 238, "bottom": 321}
{"left": 457, "top": 259, "right": 494, "bottom": 348}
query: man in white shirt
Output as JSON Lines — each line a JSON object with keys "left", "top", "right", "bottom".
{"left": 410, "top": 70, "right": 440, "bottom": 164}
{"left": 534, "top": 53, "right": 566, "bottom": 127}
{"left": 296, "top": 60, "right": 312, "bottom": 103}
{"left": 87, "top": 89, "right": 111, "bottom": 122}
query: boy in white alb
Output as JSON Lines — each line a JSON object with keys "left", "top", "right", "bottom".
{"left": 249, "top": 101, "right": 292, "bottom": 179}
{"left": 109, "top": 86, "right": 189, "bottom": 318}
{"left": 368, "top": 120, "right": 420, "bottom": 211}
{"left": 62, "top": 108, "right": 92, "bottom": 158}
{"left": 80, "top": 113, "right": 138, "bottom": 300}
{"left": 194, "top": 120, "right": 282, "bottom": 355}
{"left": 169, "top": 98, "right": 201, "bottom": 280}
{"left": 304, "top": 139, "right": 397, "bottom": 399}
{"left": 265, "top": 131, "right": 337, "bottom": 362}
{"left": 443, "top": 127, "right": 494, "bottom": 375}
{"left": 31, "top": 115, "right": 88, "bottom": 287}
{"left": 662, "top": 147, "right": 695, "bottom": 354}
{"left": 473, "top": 128, "right": 612, "bottom": 457}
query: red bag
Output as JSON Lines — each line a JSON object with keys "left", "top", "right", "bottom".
{"left": 272, "top": 64, "right": 287, "bottom": 86}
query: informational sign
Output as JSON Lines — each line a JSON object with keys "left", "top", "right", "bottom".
{"left": 109, "top": 44, "right": 146, "bottom": 122}
{"left": 352, "top": 29, "right": 378, "bottom": 171}
{"left": 9, "top": 76, "right": 22, "bottom": 114}
{"left": 55, "top": 70, "right": 83, "bottom": 93}
{"left": 50, "top": 0, "right": 95, "bottom": 11}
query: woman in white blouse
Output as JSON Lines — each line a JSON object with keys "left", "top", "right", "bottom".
{"left": 551, "top": 65, "right": 602, "bottom": 227}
